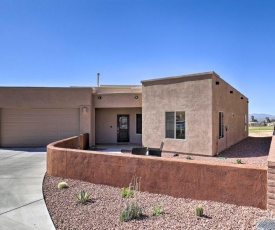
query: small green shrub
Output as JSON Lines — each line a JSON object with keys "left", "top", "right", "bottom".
{"left": 120, "top": 202, "right": 142, "bottom": 222}
{"left": 152, "top": 203, "right": 164, "bottom": 216}
{"left": 186, "top": 155, "right": 192, "bottom": 160}
{"left": 236, "top": 159, "right": 242, "bottom": 164}
{"left": 57, "top": 181, "right": 69, "bottom": 189}
{"left": 121, "top": 187, "right": 134, "bottom": 198}
{"left": 75, "top": 190, "right": 91, "bottom": 204}
{"left": 195, "top": 205, "right": 203, "bottom": 217}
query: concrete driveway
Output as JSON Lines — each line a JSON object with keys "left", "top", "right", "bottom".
{"left": 0, "top": 148, "right": 55, "bottom": 230}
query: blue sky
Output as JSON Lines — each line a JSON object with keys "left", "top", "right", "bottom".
{"left": 1, "top": 0, "right": 274, "bottom": 114}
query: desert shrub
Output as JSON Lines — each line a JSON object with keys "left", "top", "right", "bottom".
{"left": 57, "top": 181, "right": 69, "bottom": 189}
{"left": 186, "top": 155, "right": 192, "bottom": 160}
{"left": 152, "top": 203, "right": 164, "bottom": 216}
{"left": 195, "top": 205, "right": 203, "bottom": 217}
{"left": 75, "top": 190, "right": 91, "bottom": 204}
{"left": 121, "top": 187, "right": 134, "bottom": 198}
{"left": 236, "top": 159, "right": 242, "bottom": 164}
{"left": 120, "top": 202, "right": 142, "bottom": 222}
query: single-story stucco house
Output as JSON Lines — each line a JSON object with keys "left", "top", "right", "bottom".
{"left": 0, "top": 71, "right": 248, "bottom": 156}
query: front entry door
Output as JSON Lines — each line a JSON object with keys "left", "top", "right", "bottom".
{"left": 117, "top": 115, "right": 129, "bottom": 142}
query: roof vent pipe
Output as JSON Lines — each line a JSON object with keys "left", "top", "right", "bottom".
{"left": 97, "top": 73, "right": 100, "bottom": 87}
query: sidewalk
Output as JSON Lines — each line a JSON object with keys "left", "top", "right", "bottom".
{"left": 0, "top": 148, "right": 55, "bottom": 230}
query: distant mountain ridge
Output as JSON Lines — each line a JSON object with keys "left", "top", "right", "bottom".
{"left": 249, "top": 114, "right": 275, "bottom": 122}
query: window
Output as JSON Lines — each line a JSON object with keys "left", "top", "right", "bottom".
{"left": 219, "top": 112, "right": 224, "bottom": 139}
{"left": 165, "top": 111, "right": 185, "bottom": 139}
{"left": 136, "top": 114, "right": 142, "bottom": 134}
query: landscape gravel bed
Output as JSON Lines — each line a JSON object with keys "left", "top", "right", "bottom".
{"left": 162, "top": 136, "right": 272, "bottom": 166}
{"left": 43, "top": 174, "right": 275, "bottom": 230}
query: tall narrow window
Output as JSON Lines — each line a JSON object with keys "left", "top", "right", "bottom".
{"left": 165, "top": 112, "right": 175, "bottom": 138}
{"left": 165, "top": 111, "right": 185, "bottom": 139}
{"left": 219, "top": 112, "right": 224, "bottom": 139}
{"left": 136, "top": 114, "right": 142, "bottom": 134}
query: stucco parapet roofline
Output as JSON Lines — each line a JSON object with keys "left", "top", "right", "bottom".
{"left": 141, "top": 71, "right": 219, "bottom": 86}
{"left": 0, "top": 86, "right": 93, "bottom": 89}
{"left": 92, "top": 85, "right": 142, "bottom": 94}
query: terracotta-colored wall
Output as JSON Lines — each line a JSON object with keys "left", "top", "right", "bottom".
{"left": 267, "top": 134, "right": 275, "bottom": 210}
{"left": 47, "top": 137, "right": 267, "bottom": 209}
{"left": 142, "top": 73, "right": 213, "bottom": 155}
{"left": 51, "top": 133, "right": 89, "bottom": 150}
{"left": 95, "top": 108, "right": 142, "bottom": 144}
{"left": 212, "top": 75, "right": 248, "bottom": 154}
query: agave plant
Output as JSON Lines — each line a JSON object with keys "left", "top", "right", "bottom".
{"left": 75, "top": 190, "right": 91, "bottom": 204}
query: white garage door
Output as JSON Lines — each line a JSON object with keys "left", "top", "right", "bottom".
{"left": 1, "top": 108, "right": 79, "bottom": 147}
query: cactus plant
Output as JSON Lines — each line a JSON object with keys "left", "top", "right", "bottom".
{"left": 57, "top": 181, "right": 69, "bottom": 189}
{"left": 195, "top": 205, "right": 203, "bottom": 217}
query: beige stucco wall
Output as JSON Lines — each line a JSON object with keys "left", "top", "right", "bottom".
{"left": 93, "top": 93, "right": 142, "bottom": 108}
{"left": 95, "top": 108, "right": 142, "bottom": 144}
{"left": 0, "top": 87, "right": 92, "bottom": 108}
{"left": 142, "top": 73, "right": 213, "bottom": 155}
{"left": 212, "top": 75, "right": 248, "bottom": 154}
{"left": 0, "top": 87, "right": 93, "bottom": 144}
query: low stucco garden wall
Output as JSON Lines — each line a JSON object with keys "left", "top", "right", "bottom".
{"left": 47, "top": 135, "right": 267, "bottom": 209}
{"left": 267, "top": 133, "right": 275, "bottom": 210}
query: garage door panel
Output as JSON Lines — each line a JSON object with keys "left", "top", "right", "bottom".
{"left": 1, "top": 108, "right": 79, "bottom": 147}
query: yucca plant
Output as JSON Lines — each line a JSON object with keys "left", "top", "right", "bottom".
{"left": 75, "top": 190, "right": 91, "bottom": 204}
{"left": 57, "top": 181, "right": 69, "bottom": 189}
{"left": 195, "top": 205, "right": 203, "bottom": 217}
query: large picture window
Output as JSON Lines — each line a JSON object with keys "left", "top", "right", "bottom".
{"left": 136, "top": 114, "right": 142, "bottom": 134}
{"left": 219, "top": 112, "right": 224, "bottom": 139}
{"left": 165, "top": 111, "right": 185, "bottom": 139}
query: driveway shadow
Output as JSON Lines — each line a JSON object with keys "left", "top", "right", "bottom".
{"left": 0, "top": 147, "right": 46, "bottom": 152}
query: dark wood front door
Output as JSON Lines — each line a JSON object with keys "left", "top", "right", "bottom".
{"left": 117, "top": 115, "right": 129, "bottom": 142}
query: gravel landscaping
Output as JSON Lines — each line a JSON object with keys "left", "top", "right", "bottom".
{"left": 162, "top": 136, "right": 272, "bottom": 166}
{"left": 43, "top": 174, "right": 275, "bottom": 230}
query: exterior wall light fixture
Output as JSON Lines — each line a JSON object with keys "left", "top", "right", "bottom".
{"left": 82, "top": 107, "right": 88, "bottom": 114}
{"left": 135, "top": 96, "right": 138, "bottom": 99}
{"left": 98, "top": 96, "right": 102, "bottom": 99}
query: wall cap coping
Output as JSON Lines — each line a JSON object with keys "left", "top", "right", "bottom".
{"left": 48, "top": 138, "right": 267, "bottom": 171}
{"left": 141, "top": 71, "right": 219, "bottom": 84}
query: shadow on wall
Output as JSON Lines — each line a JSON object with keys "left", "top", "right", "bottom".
{"left": 219, "top": 137, "right": 272, "bottom": 158}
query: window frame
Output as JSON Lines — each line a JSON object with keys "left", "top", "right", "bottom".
{"left": 165, "top": 111, "right": 185, "bottom": 140}
{"left": 219, "top": 111, "right": 224, "bottom": 139}
{"left": 136, "top": 114, "right": 142, "bottom": 134}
